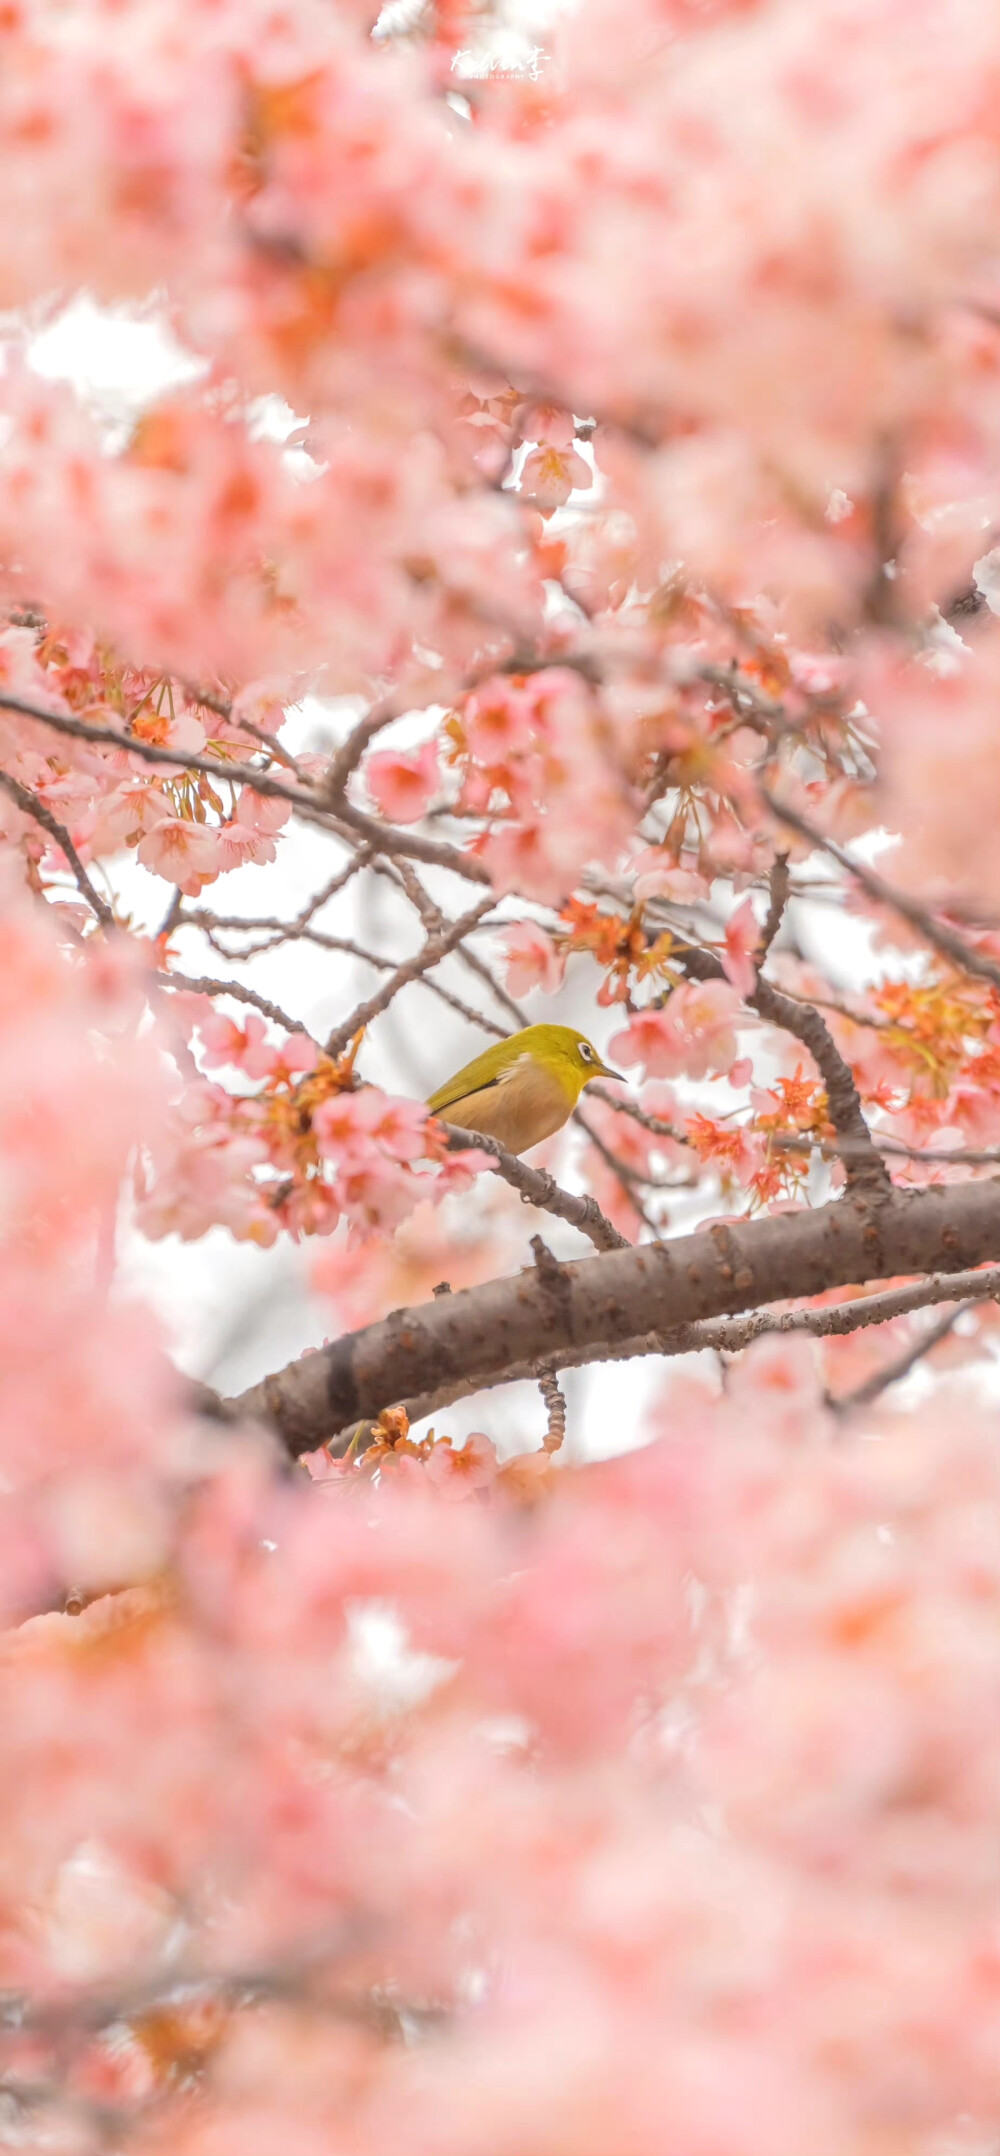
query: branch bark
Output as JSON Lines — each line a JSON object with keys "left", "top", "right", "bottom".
{"left": 0, "top": 691, "right": 492, "bottom": 887}
{"left": 668, "top": 936, "right": 891, "bottom": 1194}
{"left": 0, "top": 768, "right": 114, "bottom": 926}
{"left": 828, "top": 1300, "right": 973, "bottom": 1416}
{"left": 441, "top": 1125, "right": 630, "bottom": 1252}
{"left": 761, "top": 789, "right": 1000, "bottom": 994}
{"left": 391, "top": 1260, "right": 1000, "bottom": 1426}
{"left": 228, "top": 1176, "right": 1000, "bottom": 1453}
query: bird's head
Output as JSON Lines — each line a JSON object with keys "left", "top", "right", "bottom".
{"left": 521, "top": 1023, "right": 622, "bottom": 1101}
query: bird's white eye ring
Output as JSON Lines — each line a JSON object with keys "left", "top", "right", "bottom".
{"left": 580, "top": 1042, "right": 593, "bottom": 1061}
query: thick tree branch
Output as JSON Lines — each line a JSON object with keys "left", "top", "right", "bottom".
{"left": 228, "top": 1177, "right": 1000, "bottom": 1452}
{"left": 387, "top": 1261, "right": 1000, "bottom": 1426}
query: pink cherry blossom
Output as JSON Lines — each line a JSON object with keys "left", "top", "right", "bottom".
{"left": 313, "top": 1087, "right": 432, "bottom": 1170}
{"left": 611, "top": 979, "right": 744, "bottom": 1080}
{"left": 197, "top": 1011, "right": 278, "bottom": 1079}
{"left": 365, "top": 740, "right": 441, "bottom": 824}
{"left": 1, "top": 8, "right": 1000, "bottom": 2151}
{"left": 423, "top": 1431, "right": 499, "bottom": 1499}
{"left": 520, "top": 443, "right": 592, "bottom": 510}
{"left": 136, "top": 815, "right": 229, "bottom": 895}
{"left": 500, "top": 920, "right": 566, "bottom": 997}
{"left": 722, "top": 894, "right": 760, "bottom": 998}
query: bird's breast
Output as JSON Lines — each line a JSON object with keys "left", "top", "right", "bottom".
{"left": 442, "top": 1055, "right": 573, "bottom": 1153}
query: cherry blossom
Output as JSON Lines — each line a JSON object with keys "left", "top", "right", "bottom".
{"left": 611, "top": 979, "right": 745, "bottom": 1080}
{"left": 365, "top": 740, "right": 441, "bottom": 823}
{"left": 0, "top": 5, "right": 999, "bottom": 2151}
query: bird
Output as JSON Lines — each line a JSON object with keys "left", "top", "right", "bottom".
{"left": 426, "top": 1023, "right": 622, "bottom": 1155}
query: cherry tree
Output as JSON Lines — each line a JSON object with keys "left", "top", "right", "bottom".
{"left": 0, "top": 1, "right": 999, "bottom": 2150}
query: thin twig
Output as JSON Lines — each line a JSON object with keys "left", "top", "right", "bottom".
{"left": 439, "top": 1124, "right": 630, "bottom": 1252}
{"left": 155, "top": 970, "right": 317, "bottom": 1039}
{"left": 761, "top": 789, "right": 1000, "bottom": 994}
{"left": 588, "top": 1088, "right": 689, "bottom": 1144}
{"left": 829, "top": 1301, "right": 976, "bottom": 1416}
{"left": 324, "top": 894, "right": 496, "bottom": 1058}
{"left": 324, "top": 698, "right": 401, "bottom": 800}
{"left": 0, "top": 768, "right": 114, "bottom": 925}
{"left": 572, "top": 1105, "right": 661, "bottom": 1234}
{"left": 185, "top": 857, "right": 378, "bottom": 944}
{"left": 538, "top": 1368, "right": 568, "bottom": 1451}
{"left": 158, "top": 887, "right": 184, "bottom": 938}
{"left": 773, "top": 1131, "right": 1000, "bottom": 1168}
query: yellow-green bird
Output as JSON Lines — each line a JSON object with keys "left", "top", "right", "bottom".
{"left": 426, "top": 1023, "right": 621, "bottom": 1155}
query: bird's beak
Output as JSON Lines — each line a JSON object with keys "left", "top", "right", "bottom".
{"left": 591, "top": 1058, "right": 623, "bottom": 1085}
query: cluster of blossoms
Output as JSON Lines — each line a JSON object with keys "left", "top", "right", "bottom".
{"left": 139, "top": 1016, "right": 484, "bottom": 1245}
{"left": 3, "top": 1139, "right": 999, "bottom": 2156}
{"left": 1, "top": 0, "right": 1000, "bottom": 2149}
{"left": 0, "top": 623, "right": 293, "bottom": 897}
{"left": 444, "top": 668, "right": 637, "bottom": 905}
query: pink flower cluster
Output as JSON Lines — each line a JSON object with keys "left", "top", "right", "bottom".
{"left": 0, "top": 871, "right": 186, "bottom": 1629}
{"left": 1, "top": 1340, "right": 997, "bottom": 2156}
{"left": 611, "top": 978, "right": 746, "bottom": 1080}
{"left": 139, "top": 1012, "right": 485, "bottom": 1246}
{"left": 0, "top": 623, "right": 293, "bottom": 897}
{"left": 455, "top": 669, "right": 635, "bottom": 905}
{"left": 1, "top": 6, "right": 1000, "bottom": 2150}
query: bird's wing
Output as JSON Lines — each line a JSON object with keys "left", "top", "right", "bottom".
{"left": 426, "top": 1044, "right": 518, "bottom": 1114}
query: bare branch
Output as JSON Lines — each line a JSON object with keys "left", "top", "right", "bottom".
{"left": 0, "top": 768, "right": 114, "bottom": 926}
{"left": 323, "top": 894, "right": 496, "bottom": 1058}
{"left": 761, "top": 788, "right": 1000, "bottom": 994}
{"left": 829, "top": 1301, "right": 977, "bottom": 1416}
{"left": 440, "top": 1124, "right": 630, "bottom": 1252}
{"left": 759, "top": 851, "right": 791, "bottom": 959}
{"left": 667, "top": 933, "right": 891, "bottom": 1194}
{"left": 227, "top": 1176, "right": 1000, "bottom": 1452}
{"left": 155, "top": 970, "right": 317, "bottom": 1039}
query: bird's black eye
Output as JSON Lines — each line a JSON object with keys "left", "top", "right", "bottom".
{"left": 580, "top": 1042, "right": 593, "bottom": 1061}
